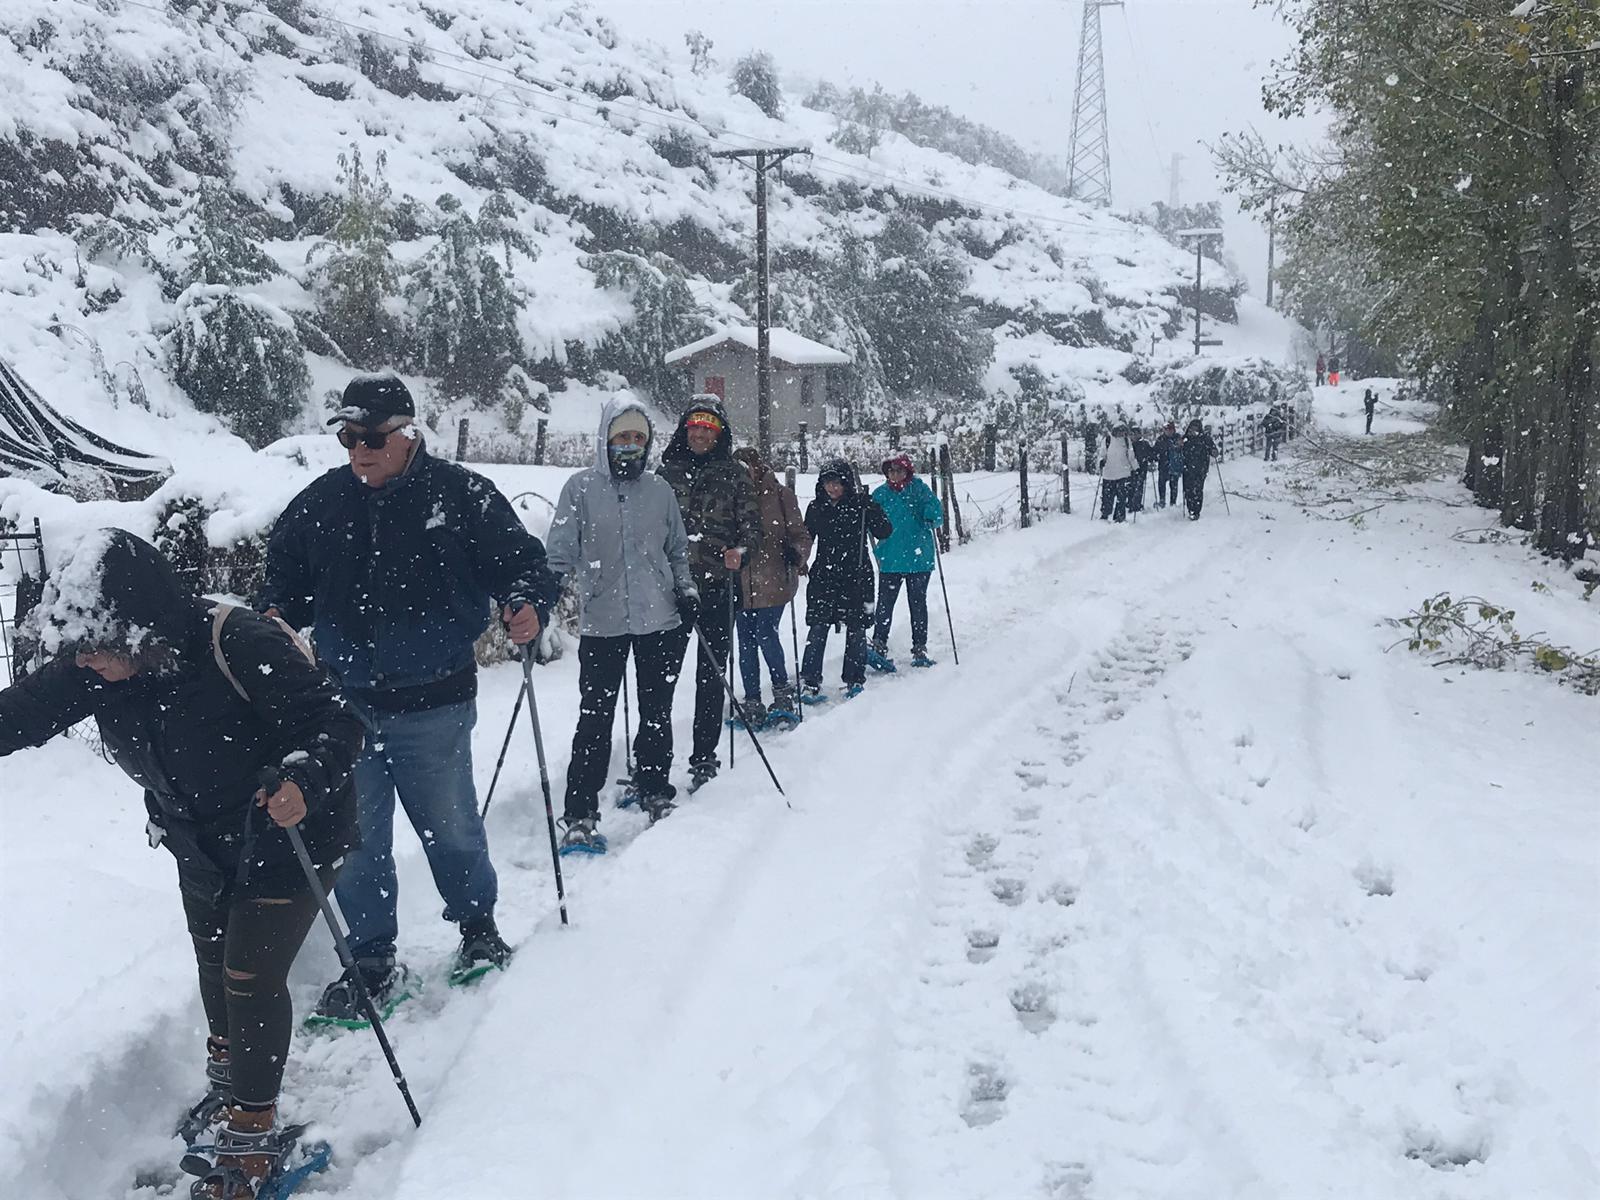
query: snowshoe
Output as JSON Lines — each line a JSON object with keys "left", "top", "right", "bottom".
{"left": 184, "top": 1109, "right": 330, "bottom": 1200}
{"left": 798, "top": 683, "right": 828, "bottom": 706}
{"left": 865, "top": 644, "right": 897, "bottom": 673}
{"left": 305, "top": 959, "right": 416, "bottom": 1031}
{"left": 843, "top": 683, "right": 865, "bottom": 700}
{"left": 686, "top": 761, "right": 719, "bottom": 794}
{"left": 910, "top": 648, "right": 937, "bottom": 668}
{"left": 727, "top": 700, "right": 767, "bottom": 730}
{"left": 764, "top": 686, "right": 801, "bottom": 729}
{"left": 637, "top": 789, "right": 677, "bottom": 822}
{"left": 448, "top": 917, "right": 514, "bottom": 987}
{"left": 558, "top": 816, "right": 608, "bottom": 856}
{"left": 176, "top": 1039, "right": 232, "bottom": 1143}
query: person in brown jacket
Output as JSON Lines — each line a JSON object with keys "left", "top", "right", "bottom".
{"left": 732, "top": 447, "right": 813, "bottom": 726}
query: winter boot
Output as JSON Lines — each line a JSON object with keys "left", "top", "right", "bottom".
{"left": 686, "top": 760, "right": 719, "bottom": 795}
{"left": 843, "top": 682, "right": 865, "bottom": 700}
{"left": 177, "top": 1038, "right": 232, "bottom": 1143}
{"left": 910, "top": 646, "right": 937, "bottom": 669}
{"left": 865, "top": 641, "right": 897, "bottom": 673}
{"left": 799, "top": 682, "right": 828, "bottom": 706}
{"left": 188, "top": 1105, "right": 288, "bottom": 1199}
{"left": 636, "top": 788, "right": 677, "bottom": 823}
{"left": 767, "top": 684, "right": 800, "bottom": 724}
{"left": 558, "top": 815, "right": 607, "bottom": 856}
{"left": 309, "top": 955, "right": 413, "bottom": 1027}
{"left": 732, "top": 698, "right": 768, "bottom": 729}
{"left": 450, "top": 916, "right": 514, "bottom": 986}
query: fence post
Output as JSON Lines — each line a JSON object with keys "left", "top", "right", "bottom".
{"left": 889, "top": 422, "right": 901, "bottom": 451}
{"left": 456, "top": 417, "right": 470, "bottom": 462}
{"left": 1019, "top": 446, "right": 1031, "bottom": 529}
{"left": 1060, "top": 430, "right": 1071, "bottom": 514}
{"left": 983, "top": 423, "right": 996, "bottom": 472}
{"left": 798, "top": 421, "right": 809, "bottom": 473}
{"left": 940, "top": 444, "right": 967, "bottom": 545}
{"left": 534, "top": 418, "right": 548, "bottom": 465}
{"left": 1083, "top": 421, "right": 1098, "bottom": 472}
{"left": 784, "top": 465, "right": 797, "bottom": 495}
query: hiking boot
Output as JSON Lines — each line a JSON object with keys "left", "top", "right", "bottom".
{"left": 910, "top": 647, "right": 937, "bottom": 668}
{"left": 176, "top": 1038, "right": 232, "bottom": 1143}
{"left": 450, "top": 916, "right": 513, "bottom": 984}
{"left": 686, "top": 760, "right": 719, "bottom": 794}
{"left": 865, "top": 642, "right": 897, "bottom": 673}
{"left": 636, "top": 788, "right": 677, "bottom": 821}
{"left": 799, "top": 682, "right": 827, "bottom": 705}
{"left": 559, "top": 815, "right": 607, "bottom": 856}
{"left": 734, "top": 699, "right": 768, "bottom": 729}
{"left": 769, "top": 683, "right": 799, "bottom": 716}
{"left": 311, "top": 955, "right": 410, "bottom": 1025}
{"left": 188, "top": 1105, "right": 283, "bottom": 1199}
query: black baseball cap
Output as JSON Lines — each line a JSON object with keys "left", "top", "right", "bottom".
{"left": 326, "top": 373, "right": 415, "bottom": 427}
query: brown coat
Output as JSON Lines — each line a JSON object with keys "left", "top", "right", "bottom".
{"left": 734, "top": 450, "right": 812, "bottom": 610}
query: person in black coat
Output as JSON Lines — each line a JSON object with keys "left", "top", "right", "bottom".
{"left": 1180, "top": 419, "right": 1220, "bottom": 520}
{"left": 1152, "top": 421, "right": 1182, "bottom": 508}
{"left": 258, "top": 373, "right": 559, "bottom": 1020}
{"left": 800, "top": 460, "right": 892, "bottom": 700}
{"left": 1262, "top": 405, "right": 1286, "bottom": 461}
{"left": 0, "top": 529, "right": 363, "bottom": 1193}
{"left": 1129, "top": 430, "right": 1155, "bottom": 513}
{"left": 1363, "top": 389, "right": 1378, "bottom": 434}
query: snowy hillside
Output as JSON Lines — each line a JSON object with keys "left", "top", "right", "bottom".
{"left": 0, "top": 0, "right": 1231, "bottom": 467}
{"left": 2, "top": 397, "right": 1597, "bottom": 1199}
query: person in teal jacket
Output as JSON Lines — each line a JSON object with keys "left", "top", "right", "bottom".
{"left": 868, "top": 453, "right": 944, "bottom": 670}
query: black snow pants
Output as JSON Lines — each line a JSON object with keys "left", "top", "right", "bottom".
{"left": 1182, "top": 466, "right": 1208, "bottom": 519}
{"left": 565, "top": 627, "right": 683, "bottom": 817}
{"left": 669, "top": 577, "right": 734, "bottom": 771}
{"left": 181, "top": 860, "right": 339, "bottom": 1107}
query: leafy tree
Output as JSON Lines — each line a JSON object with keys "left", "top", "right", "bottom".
{"left": 306, "top": 144, "right": 401, "bottom": 368}
{"left": 404, "top": 193, "right": 532, "bottom": 406}
{"left": 684, "top": 30, "right": 714, "bottom": 76}
{"left": 731, "top": 51, "right": 783, "bottom": 119}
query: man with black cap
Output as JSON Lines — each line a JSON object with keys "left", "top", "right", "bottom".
{"left": 655, "top": 396, "right": 761, "bottom": 792}
{"left": 258, "top": 371, "right": 561, "bottom": 1020}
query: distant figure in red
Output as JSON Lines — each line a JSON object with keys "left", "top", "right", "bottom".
{"left": 1315, "top": 352, "right": 1326, "bottom": 387}
{"left": 1328, "top": 353, "right": 1341, "bottom": 387}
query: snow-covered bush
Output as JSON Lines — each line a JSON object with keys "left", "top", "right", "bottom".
{"left": 307, "top": 146, "right": 402, "bottom": 369}
{"left": 591, "top": 251, "right": 710, "bottom": 413}
{"left": 1141, "top": 356, "right": 1309, "bottom": 418}
{"left": 731, "top": 51, "right": 783, "bottom": 118}
{"left": 166, "top": 286, "right": 310, "bottom": 448}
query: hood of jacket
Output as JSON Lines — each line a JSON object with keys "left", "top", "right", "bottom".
{"left": 28, "top": 528, "right": 200, "bottom": 663}
{"left": 815, "top": 457, "right": 863, "bottom": 502}
{"left": 593, "top": 393, "right": 656, "bottom": 472}
{"left": 661, "top": 397, "right": 734, "bottom": 465}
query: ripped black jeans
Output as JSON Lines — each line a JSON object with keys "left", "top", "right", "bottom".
{"left": 181, "top": 862, "right": 338, "bottom": 1106}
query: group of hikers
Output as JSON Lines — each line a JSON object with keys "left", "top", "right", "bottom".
{"left": 1096, "top": 416, "right": 1222, "bottom": 523}
{"left": 0, "top": 375, "right": 944, "bottom": 1199}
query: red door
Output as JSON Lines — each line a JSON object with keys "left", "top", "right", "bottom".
{"left": 703, "top": 375, "right": 726, "bottom": 400}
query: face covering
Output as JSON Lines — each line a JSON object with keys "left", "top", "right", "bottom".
{"left": 609, "top": 442, "right": 647, "bottom": 480}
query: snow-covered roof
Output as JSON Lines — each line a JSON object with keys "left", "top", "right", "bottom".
{"left": 664, "top": 326, "right": 852, "bottom": 368}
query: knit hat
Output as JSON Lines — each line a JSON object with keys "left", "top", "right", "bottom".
{"left": 327, "top": 373, "right": 414, "bottom": 427}
{"left": 685, "top": 409, "right": 724, "bottom": 432}
{"left": 608, "top": 408, "right": 651, "bottom": 441}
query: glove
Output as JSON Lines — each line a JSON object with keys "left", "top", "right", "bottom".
{"left": 782, "top": 544, "right": 798, "bottom": 567}
{"left": 676, "top": 590, "right": 699, "bottom": 628}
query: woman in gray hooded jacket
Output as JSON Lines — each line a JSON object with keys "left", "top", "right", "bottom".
{"left": 545, "top": 396, "right": 696, "bottom": 849}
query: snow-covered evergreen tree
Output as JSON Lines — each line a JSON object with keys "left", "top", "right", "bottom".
{"left": 307, "top": 145, "right": 401, "bottom": 368}
{"left": 162, "top": 183, "right": 309, "bottom": 447}
{"left": 731, "top": 52, "right": 783, "bottom": 119}
{"left": 591, "top": 250, "right": 710, "bottom": 412}
{"left": 404, "top": 193, "right": 530, "bottom": 406}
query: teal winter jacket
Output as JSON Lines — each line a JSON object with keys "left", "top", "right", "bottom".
{"left": 870, "top": 475, "right": 943, "bottom": 574}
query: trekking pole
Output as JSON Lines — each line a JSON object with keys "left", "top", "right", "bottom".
{"left": 258, "top": 771, "right": 423, "bottom": 1129}
{"left": 518, "top": 649, "right": 570, "bottom": 926}
{"left": 788, "top": 596, "right": 803, "bottom": 725}
{"left": 692, "top": 621, "right": 787, "bottom": 802}
{"left": 727, "top": 584, "right": 736, "bottom": 767}
{"left": 932, "top": 534, "right": 960, "bottom": 666}
{"left": 480, "top": 681, "right": 526, "bottom": 820}
{"left": 1212, "top": 459, "right": 1233, "bottom": 516}
{"left": 618, "top": 673, "right": 634, "bottom": 786}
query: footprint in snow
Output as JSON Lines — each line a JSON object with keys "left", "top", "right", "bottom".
{"left": 1403, "top": 1128, "right": 1487, "bottom": 1171}
{"left": 961, "top": 1061, "right": 1009, "bottom": 1127}
{"left": 1354, "top": 861, "right": 1395, "bottom": 897}
{"left": 966, "top": 834, "right": 1000, "bottom": 867}
{"left": 967, "top": 928, "right": 1001, "bottom": 963}
{"left": 1043, "top": 1161, "right": 1094, "bottom": 1199}
{"left": 991, "top": 877, "right": 1029, "bottom": 907}
{"left": 1009, "top": 980, "right": 1057, "bottom": 1034}
{"left": 1047, "top": 882, "right": 1078, "bottom": 908}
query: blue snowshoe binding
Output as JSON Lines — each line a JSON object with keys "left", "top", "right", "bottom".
{"left": 865, "top": 643, "right": 897, "bottom": 673}
{"left": 183, "top": 1114, "right": 331, "bottom": 1200}
{"left": 558, "top": 816, "right": 608, "bottom": 856}
{"left": 799, "top": 683, "right": 828, "bottom": 706}
{"left": 910, "top": 647, "right": 937, "bottom": 668}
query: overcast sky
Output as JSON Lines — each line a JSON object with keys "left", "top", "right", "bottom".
{"left": 592, "top": 0, "right": 1322, "bottom": 295}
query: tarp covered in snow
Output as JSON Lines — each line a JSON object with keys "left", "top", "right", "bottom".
{"left": 664, "top": 326, "right": 853, "bottom": 367}
{"left": 0, "top": 358, "right": 170, "bottom": 499}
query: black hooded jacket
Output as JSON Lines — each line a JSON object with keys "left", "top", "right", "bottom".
{"left": 0, "top": 530, "right": 362, "bottom": 899}
{"left": 654, "top": 399, "right": 763, "bottom": 588}
{"left": 803, "top": 460, "right": 893, "bottom": 627}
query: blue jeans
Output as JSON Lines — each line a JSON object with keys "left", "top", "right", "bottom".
{"left": 736, "top": 605, "right": 790, "bottom": 699}
{"left": 873, "top": 572, "right": 931, "bottom": 651}
{"left": 336, "top": 698, "right": 497, "bottom": 959}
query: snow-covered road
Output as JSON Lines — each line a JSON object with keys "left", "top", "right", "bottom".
{"left": 3, "top": 425, "right": 1595, "bottom": 1199}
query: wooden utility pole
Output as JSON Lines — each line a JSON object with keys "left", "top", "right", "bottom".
{"left": 711, "top": 145, "right": 809, "bottom": 457}
{"left": 1264, "top": 200, "right": 1277, "bottom": 309}
{"left": 1176, "top": 227, "right": 1226, "bottom": 357}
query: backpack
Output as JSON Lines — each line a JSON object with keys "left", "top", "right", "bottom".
{"left": 208, "top": 602, "right": 316, "bottom": 704}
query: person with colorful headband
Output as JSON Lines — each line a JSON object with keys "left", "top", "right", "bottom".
{"left": 257, "top": 371, "right": 561, "bottom": 1021}
{"left": 867, "top": 452, "right": 943, "bottom": 672}
{"left": 655, "top": 397, "right": 762, "bottom": 793}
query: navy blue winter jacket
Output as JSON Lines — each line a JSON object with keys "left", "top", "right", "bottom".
{"left": 257, "top": 442, "right": 559, "bottom": 695}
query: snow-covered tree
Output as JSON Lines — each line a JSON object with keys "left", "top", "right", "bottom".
{"left": 162, "top": 182, "right": 309, "bottom": 447}
{"left": 404, "top": 193, "right": 530, "bottom": 405}
{"left": 591, "top": 250, "right": 710, "bottom": 411}
{"left": 731, "top": 52, "right": 783, "bottom": 119}
{"left": 684, "top": 30, "right": 714, "bottom": 76}
{"left": 307, "top": 145, "right": 401, "bottom": 368}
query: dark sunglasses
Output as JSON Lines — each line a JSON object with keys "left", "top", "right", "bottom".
{"left": 336, "top": 427, "right": 397, "bottom": 450}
